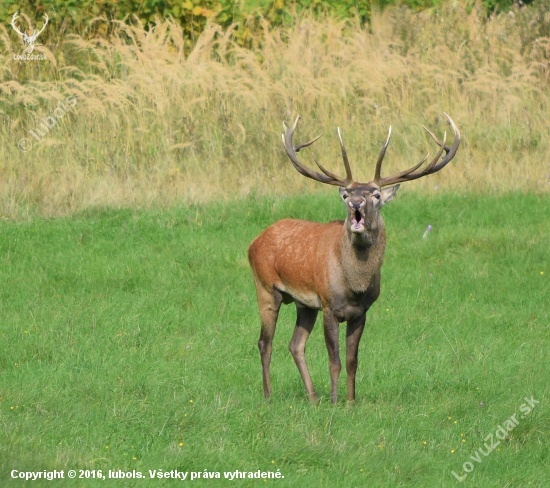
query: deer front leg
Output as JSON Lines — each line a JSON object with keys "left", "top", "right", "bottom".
{"left": 289, "top": 305, "right": 318, "bottom": 402}
{"left": 345, "top": 314, "right": 366, "bottom": 402}
{"left": 323, "top": 311, "right": 341, "bottom": 403}
{"left": 256, "top": 287, "right": 283, "bottom": 399}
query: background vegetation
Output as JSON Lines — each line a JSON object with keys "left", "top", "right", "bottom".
{"left": 0, "top": 1, "right": 549, "bottom": 218}
{"left": 1, "top": 193, "right": 549, "bottom": 487}
{"left": 0, "top": 0, "right": 538, "bottom": 46}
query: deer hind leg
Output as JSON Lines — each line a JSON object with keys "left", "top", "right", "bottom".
{"left": 345, "top": 315, "right": 366, "bottom": 402}
{"left": 323, "top": 312, "right": 341, "bottom": 403}
{"left": 289, "top": 305, "right": 319, "bottom": 402}
{"left": 256, "top": 286, "right": 283, "bottom": 399}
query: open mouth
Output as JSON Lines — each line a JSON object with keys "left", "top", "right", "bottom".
{"left": 351, "top": 209, "right": 364, "bottom": 231}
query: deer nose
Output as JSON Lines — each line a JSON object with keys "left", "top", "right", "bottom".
{"left": 348, "top": 199, "right": 365, "bottom": 211}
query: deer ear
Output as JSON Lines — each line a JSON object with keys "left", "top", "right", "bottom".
{"left": 379, "top": 184, "right": 400, "bottom": 205}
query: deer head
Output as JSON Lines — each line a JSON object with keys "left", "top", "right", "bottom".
{"left": 282, "top": 114, "right": 460, "bottom": 243}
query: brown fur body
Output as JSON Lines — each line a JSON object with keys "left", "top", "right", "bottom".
{"left": 248, "top": 185, "right": 393, "bottom": 403}
{"left": 249, "top": 218, "right": 385, "bottom": 319}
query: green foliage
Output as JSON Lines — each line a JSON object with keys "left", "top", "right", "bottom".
{"left": 0, "top": 0, "right": 250, "bottom": 50}
{"left": 263, "top": 0, "right": 372, "bottom": 27}
{"left": 513, "top": 0, "right": 550, "bottom": 54}
{"left": 1, "top": 0, "right": 545, "bottom": 50}
{"left": 0, "top": 193, "right": 549, "bottom": 486}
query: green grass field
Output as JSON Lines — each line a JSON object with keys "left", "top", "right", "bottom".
{"left": 1, "top": 191, "right": 548, "bottom": 487}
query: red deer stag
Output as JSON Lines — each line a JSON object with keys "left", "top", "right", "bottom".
{"left": 248, "top": 114, "right": 460, "bottom": 403}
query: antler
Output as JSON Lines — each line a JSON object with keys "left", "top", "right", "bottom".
{"left": 373, "top": 113, "right": 460, "bottom": 187}
{"left": 31, "top": 14, "right": 49, "bottom": 41}
{"left": 10, "top": 11, "right": 25, "bottom": 37}
{"left": 282, "top": 115, "right": 354, "bottom": 187}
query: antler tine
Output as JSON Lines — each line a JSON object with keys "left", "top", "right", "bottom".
{"left": 11, "top": 11, "right": 24, "bottom": 36}
{"left": 293, "top": 133, "right": 323, "bottom": 152}
{"left": 337, "top": 128, "right": 353, "bottom": 183}
{"left": 422, "top": 131, "right": 447, "bottom": 173}
{"left": 311, "top": 153, "right": 342, "bottom": 180}
{"left": 374, "top": 126, "right": 392, "bottom": 184}
{"left": 422, "top": 125, "right": 451, "bottom": 152}
{"left": 411, "top": 113, "right": 459, "bottom": 176}
{"left": 436, "top": 112, "right": 460, "bottom": 163}
{"left": 36, "top": 13, "right": 49, "bottom": 37}
{"left": 375, "top": 114, "right": 460, "bottom": 187}
{"left": 281, "top": 116, "right": 352, "bottom": 187}
{"left": 375, "top": 153, "right": 429, "bottom": 186}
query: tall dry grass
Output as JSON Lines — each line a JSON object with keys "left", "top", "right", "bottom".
{"left": 0, "top": 2, "right": 549, "bottom": 217}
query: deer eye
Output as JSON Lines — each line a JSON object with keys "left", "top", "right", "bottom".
{"left": 373, "top": 193, "right": 380, "bottom": 200}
